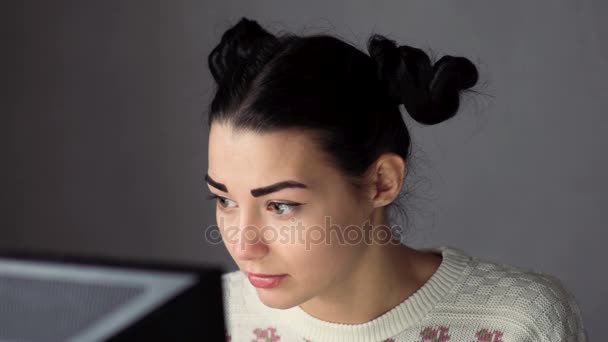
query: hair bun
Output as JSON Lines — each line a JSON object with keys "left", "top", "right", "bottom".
{"left": 208, "top": 17, "right": 280, "bottom": 88}
{"left": 367, "top": 34, "right": 478, "bottom": 125}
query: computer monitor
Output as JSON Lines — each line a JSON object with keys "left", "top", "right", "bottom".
{"left": 0, "top": 249, "right": 226, "bottom": 342}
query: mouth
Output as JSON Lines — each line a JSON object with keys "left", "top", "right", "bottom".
{"left": 246, "top": 272, "right": 288, "bottom": 289}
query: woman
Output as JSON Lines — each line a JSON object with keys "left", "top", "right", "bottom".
{"left": 205, "top": 17, "right": 587, "bottom": 342}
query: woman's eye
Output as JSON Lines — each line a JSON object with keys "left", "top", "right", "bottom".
{"left": 268, "top": 202, "right": 301, "bottom": 216}
{"left": 206, "top": 194, "right": 236, "bottom": 209}
{"left": 206, "top": 194, "right": 301, "bottom": 216}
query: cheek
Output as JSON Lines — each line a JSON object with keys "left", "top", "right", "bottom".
{"left": 276, "top": 243, "right": 357, "bottom": 281}
{"left": 280, "top": 199, "right": 368, "bottom": 279}
{"left": 275, "top": 213, "right": 362, "bottom": 280}
{"left": 315, "top": 186, "right": 369, "bottom": 228}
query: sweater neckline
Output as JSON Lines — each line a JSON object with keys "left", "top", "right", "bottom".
{"left": 276, "top": 245, "right": 472, "bottom": 342}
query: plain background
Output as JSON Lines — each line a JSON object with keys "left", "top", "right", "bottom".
{"left": 2, "top": 1, "right": 605, "bottom": 339}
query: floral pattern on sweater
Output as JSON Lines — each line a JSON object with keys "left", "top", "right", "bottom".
{"left": 417, "top": 325, "right": 451, "bottom": 342}
{"left": 474, "top": 328, "right": 504, "bottom": 342}
{"left": 251, "top": 326, "right": 281, "bottom": 342}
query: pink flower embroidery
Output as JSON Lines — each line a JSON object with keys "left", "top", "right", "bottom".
{"left": 474, "top": 328, "right": 504, "bottom": 342}
{"left": 383, "top": 339, "right": 396, "bottom": 342}
{"left": 417, "top": 325, "right": 451, "bottom": 342}
{"left": 252, "top": 326, "right": 281, "bottom": 342}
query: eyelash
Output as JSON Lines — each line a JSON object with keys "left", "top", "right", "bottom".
{"left": 206, "top": 194, "right": 302, "bottom": 217}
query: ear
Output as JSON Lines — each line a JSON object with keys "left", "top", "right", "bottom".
{"left": 365, "top": 152, "right": 406, "bottom": 208}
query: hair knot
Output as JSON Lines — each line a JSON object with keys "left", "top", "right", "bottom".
{"left": 367, "top": 34, "right": 478, "bottom": 125}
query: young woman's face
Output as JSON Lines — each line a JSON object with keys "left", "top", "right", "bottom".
{"left": 207, "top": 122, "right": 376, "bottom": 309}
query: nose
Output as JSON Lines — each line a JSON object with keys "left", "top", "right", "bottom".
{"left": 231, "top": 211, "right": 269, "bottom": 261}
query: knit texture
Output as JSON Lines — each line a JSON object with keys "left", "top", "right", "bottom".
{"left": 221, "top": 246, "right": 588, "bottom": 342}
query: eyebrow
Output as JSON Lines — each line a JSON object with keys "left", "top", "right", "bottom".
{"left": 205, "top": 174, "right": 309, "bottom": 197}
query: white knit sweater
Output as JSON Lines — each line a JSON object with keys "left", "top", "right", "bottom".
{"left": 221, "top": 245, "right": 588, "bottom": 342}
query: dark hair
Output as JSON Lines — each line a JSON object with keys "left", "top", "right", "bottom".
{"left": 207, "top": 17, "right": 479, "bottom": 230}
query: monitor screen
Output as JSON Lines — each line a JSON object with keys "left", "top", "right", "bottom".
{"left": 0, "top": 251, "right": 225, "bottom": 342}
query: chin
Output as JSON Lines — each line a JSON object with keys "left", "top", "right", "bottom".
{"left": 255, "top": 288, "right": 303, "bottom": 310}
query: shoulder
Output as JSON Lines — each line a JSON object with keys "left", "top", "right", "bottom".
{"left": 220, "top": 270, "right": 246, "bottom": 337}
{"left": 221, "top": 270, "right": 248, "bottom": 312}
{"left": 446, "top": 249, "right": 588, "bottom": 341}
{"left": 220, "top": 270, "right": 283, "bottom": 341}
{"left": 220, "top": 270, "right": 276, "bottom": 316}
{"left": 221, "top": 269, "right": 244, "bottom": 287}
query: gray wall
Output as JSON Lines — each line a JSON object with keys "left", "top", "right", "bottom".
{"left": 2, "top": 1, "right": 605, "bottom": 339}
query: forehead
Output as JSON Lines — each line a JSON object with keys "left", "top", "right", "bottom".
{"left": 208, "top": 123, "right": 334, "bottom": 185}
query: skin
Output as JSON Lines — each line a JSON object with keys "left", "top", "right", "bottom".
{"left": 207, "top": 121, "right": 443, "bottom": 324}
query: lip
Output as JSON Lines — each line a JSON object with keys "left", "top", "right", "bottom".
{"left": 247, "top": 271, "right": 286, "bottom": 277}
{"left": 246, "top": 272, "right": 287, "bottom": 289}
